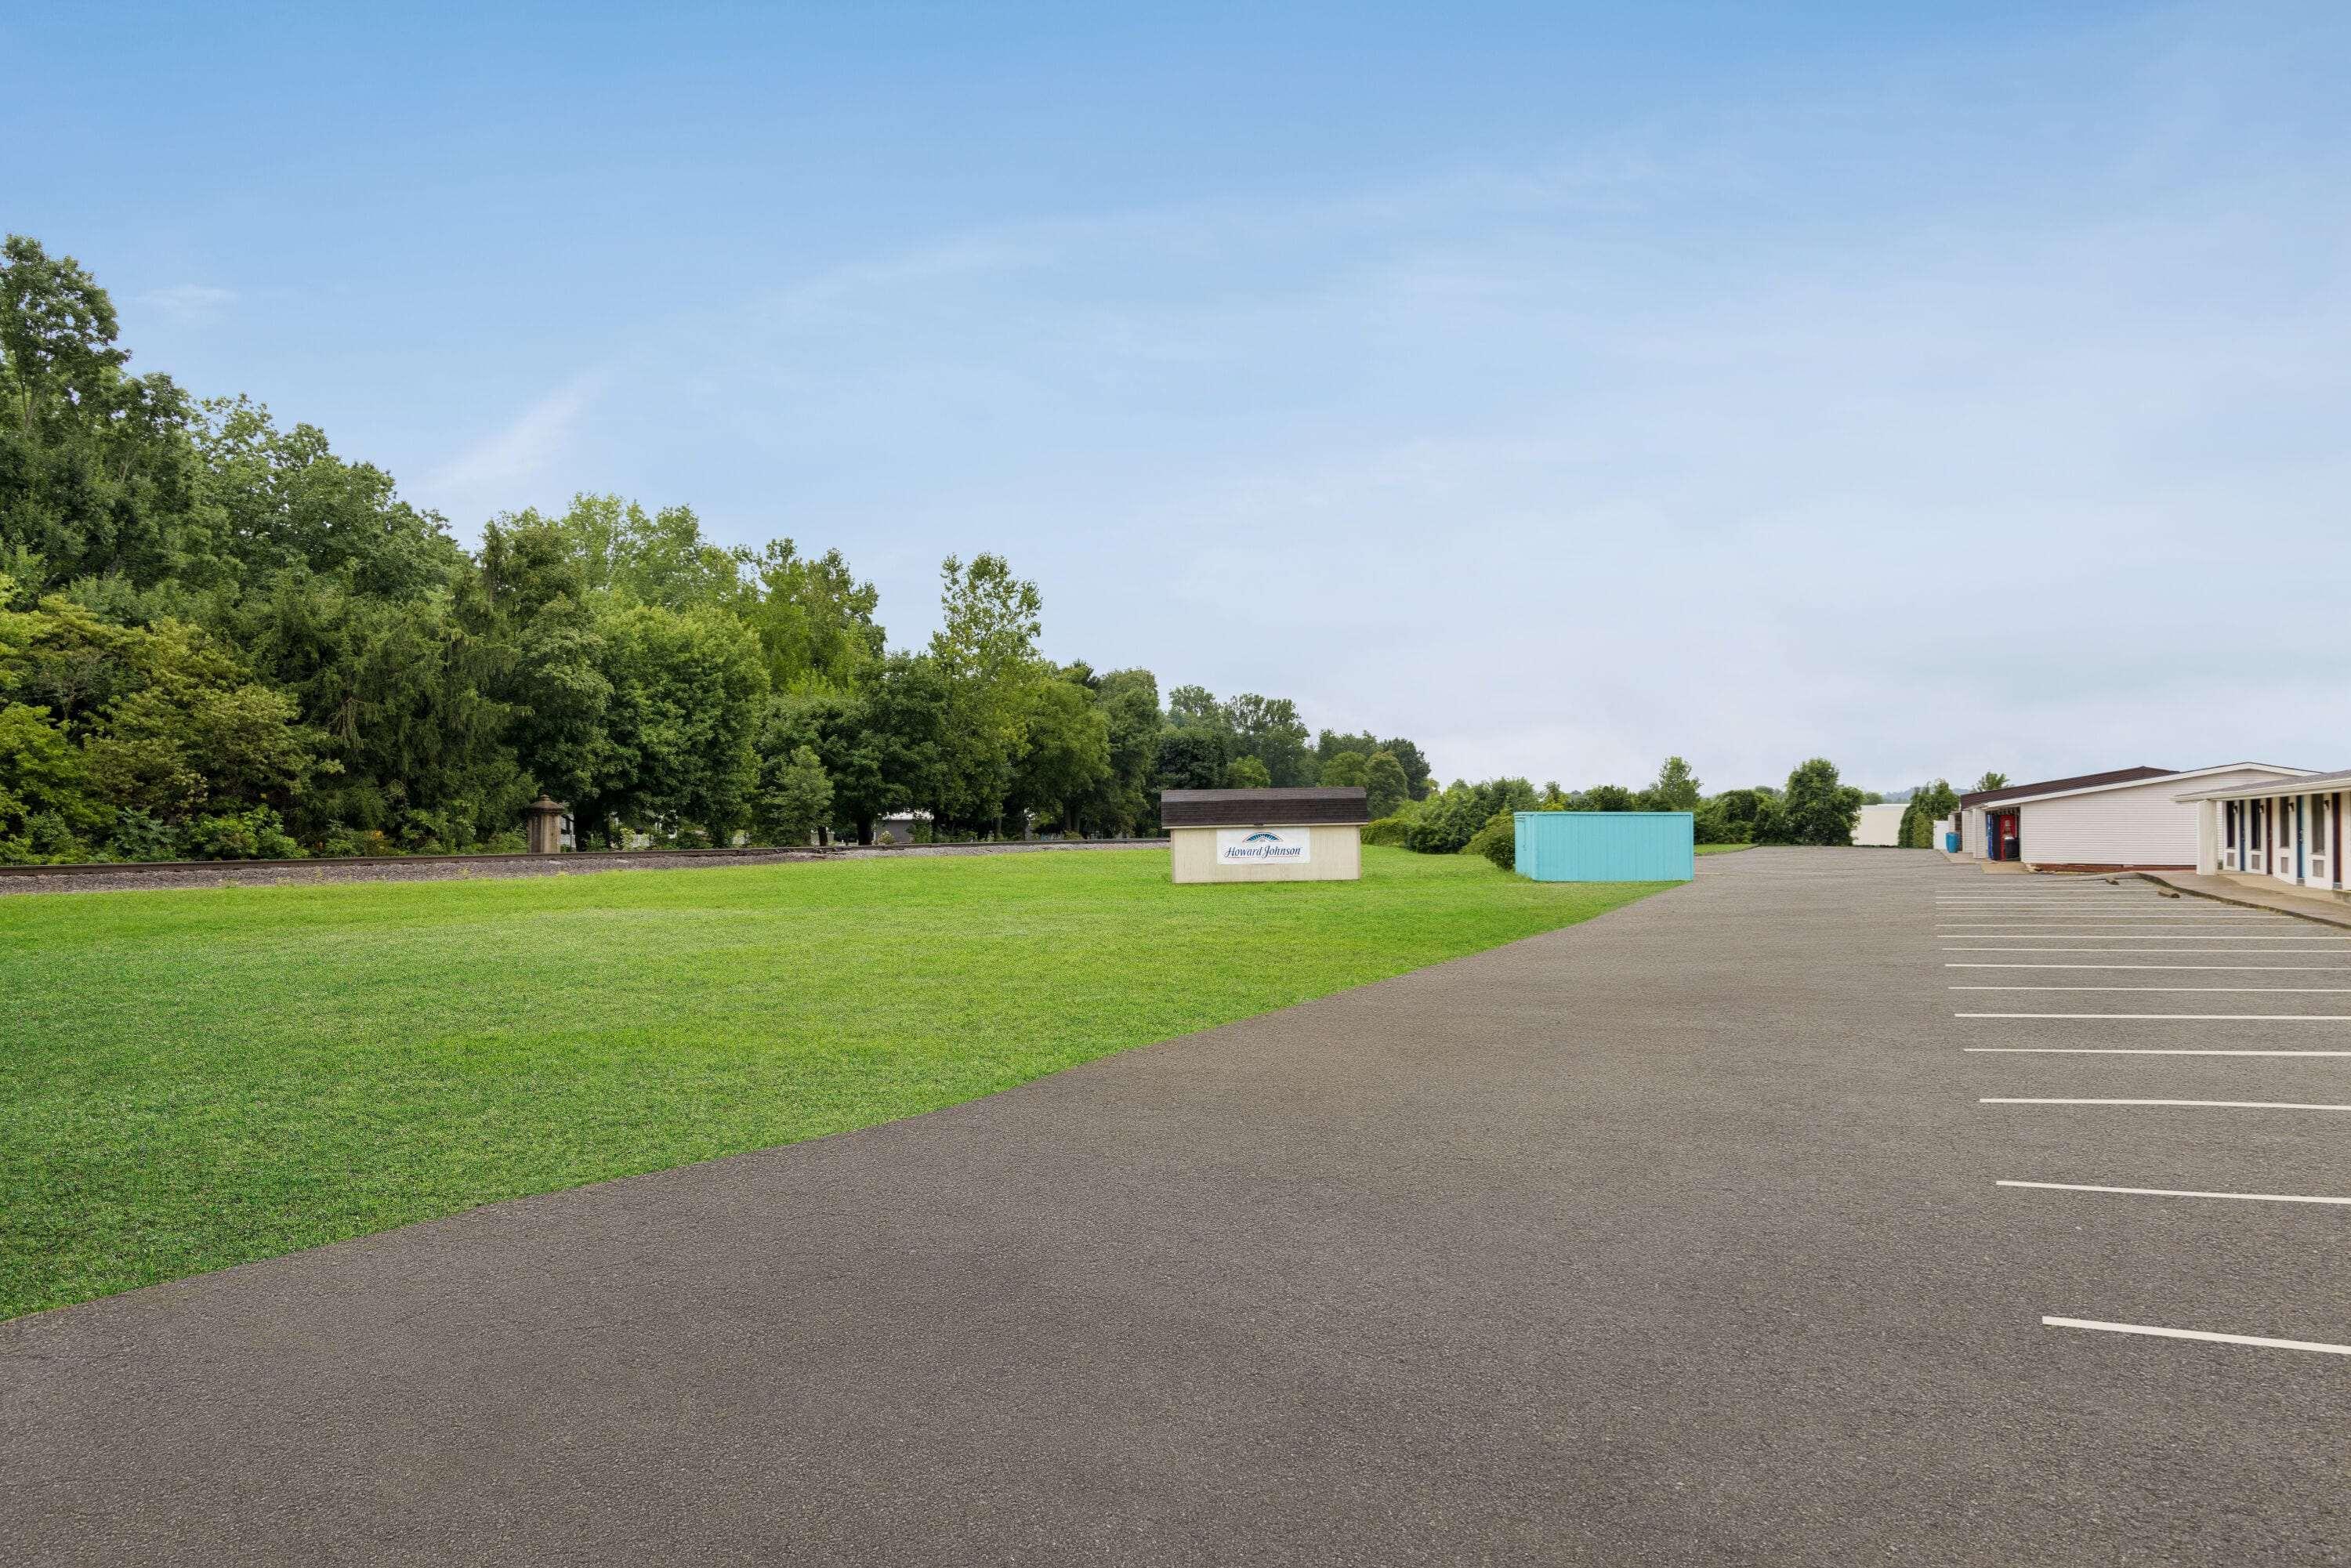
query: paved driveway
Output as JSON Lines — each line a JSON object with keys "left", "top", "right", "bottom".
{"left": 6, "top": 849, "right": 2348, "bottom": 1564}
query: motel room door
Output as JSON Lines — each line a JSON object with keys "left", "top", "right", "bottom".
{"left": 2248, "top": 800, "right": 2267, "bottom": 874}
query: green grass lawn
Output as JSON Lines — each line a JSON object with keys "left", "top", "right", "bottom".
{"left": 1696, "top": 843, "right": 1753, "bottom": 855}
{"left": 0, "top": 846, "right": 1671, "bottom": 1319}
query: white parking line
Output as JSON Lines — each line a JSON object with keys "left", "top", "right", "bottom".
{"left": 1951, "top": 986, "right": 2351, "bottom": 992}
{"left": 1947, "top": 963, "right": 2351, "bottom": 971}
{"left": 1983, "top": 1098, "right": 2351, "bottom": 1110}
{"left": 2041, "top": 1317, "right": 2351, "bottom": 1356}
{"left": 1965, "top": 1047, "right": 2351, "bottom": 1056}
{"left": 2001, "top": 1180, "right": 2351, "bottom": 1205}
{"left": 1936, "top": 935, "right": 2349, "bottom": 940}
{"left": 1943, "top": 948, "right": 2351, "bottom": 954}
{"left": 1947, "top": 1020, "right": 2351, "bottom": 1030}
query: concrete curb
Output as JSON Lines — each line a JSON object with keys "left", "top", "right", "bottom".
{"left": 2133, "top": 871, "right": 2351, "bottom": 932}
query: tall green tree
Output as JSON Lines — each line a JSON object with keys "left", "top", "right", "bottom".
{"left": 752, "top": 744, "right": 834, "bottom": 845}
{"left": 1165, "top": 683, "right": 1224, "bottom": 730}
{"left": 575, "top": 601, "right": 767, "bottom": 845}
{"left": 929, "top": 552, "right": 1044, "bottom": 832}
{"left": 194, "top": 397, "right": 462, "bottom": 599}
{"left": 1224, "top": 693, "right": 1313, "bottom": 786}
{"left": 739, "top": 538, "right": 883, "bottom": 693}
{"left": 499, "top": 494, "right": 747, "bottom": 612}
{"left": 235, "top": 570, "right": 523, "bottom": 849}
{"left": 1, "top": 235, "right": 216, "bottom": 591}
{"left": 1643, "top": 755, "right": 1702, "bottom": 812}
{"left": 1154, "top": 726, "right": 1229, "bottom": 793}
{"left": 1008, "top": 675, "right": 1111, "bottom": 833}
{"left": 1378, "top": 737, "right": 1435, "bottom": 800}
{"left": 857, "top": 652, "right": 953, "bottom": 839}
{"left": 1777, "top": 758, "right": 1864, "bottom": 846}
{"left": 1320, "top": 749, "right": 1368, "bottom": 790}
{"left": 468, "top": 517, "right": 612, "bottom": 809}
{"left": 1363, "top": 750, "right": 1410, "bottom": 819}
{"left": 1068, "top": 666, "right": 1161, "bottom": 835}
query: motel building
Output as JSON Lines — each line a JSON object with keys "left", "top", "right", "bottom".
{"left": 1954, "top": 762, "right": 2317, "bottom": 871}
{"left": 2179, "top": 769, "right": 2351, "bottom": 907}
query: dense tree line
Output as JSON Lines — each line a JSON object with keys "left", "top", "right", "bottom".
{"left": 0, "top": 237, "right": 1436, "bottom": 863}
{"left": 1378, "top": 754, "right": 1871, "bottom": 867}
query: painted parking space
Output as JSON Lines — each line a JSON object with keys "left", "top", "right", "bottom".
{"left": 1938, "top": 868, "right": 2351, "bottom": 1371}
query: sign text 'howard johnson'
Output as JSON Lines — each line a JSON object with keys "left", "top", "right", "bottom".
{"left": 1215, "top": 828, "right": 1313, "bottom": 865}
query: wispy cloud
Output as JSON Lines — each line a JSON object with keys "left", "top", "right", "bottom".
{"left": 417, "top": 371, "right": 610, "bottom": 529}
{"left": 139, "top": 283, "right": 237, "bottom": 327}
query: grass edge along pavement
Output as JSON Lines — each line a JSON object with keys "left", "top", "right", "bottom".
{"left": 1, "top": 846, "right": 1672, "bottom": 1320}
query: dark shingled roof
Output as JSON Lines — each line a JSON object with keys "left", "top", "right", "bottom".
{"left": 1160, "top": 787, "right": 1371, "bottom": 828}
{"left": 1958, "top": 766, "right": 2174, "bottom": 809}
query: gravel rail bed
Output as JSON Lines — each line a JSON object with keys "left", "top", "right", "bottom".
{"left": 0, "top": 839, "right": 1166, "bottom": 897}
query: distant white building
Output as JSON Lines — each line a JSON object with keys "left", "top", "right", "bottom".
{"left": 872, "top": 810, "right": 933, "bottom": 846}
{"left": 1853, "top": 803, "right": 1907, "bottom": 846}
{"left": 1955, "top": 762, "right": 2317, "bottom": 870}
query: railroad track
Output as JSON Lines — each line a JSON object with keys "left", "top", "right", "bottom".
{"left": 0, "top": 838, "right": 1168, "bottom": 889}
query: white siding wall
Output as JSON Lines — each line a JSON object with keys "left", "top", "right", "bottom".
{"left": 2020, "top": 769, "right": 2302, "bottom": 867}
{"left": 1959, "top": 805, "right": 1985, "bottom": 858}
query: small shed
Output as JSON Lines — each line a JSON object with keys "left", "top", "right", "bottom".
{"left": 1161, "top": 787, "right": 1369, "bottom": 884}
{"left": 1514, "top": 811, "right": 1694, "bottom": 882}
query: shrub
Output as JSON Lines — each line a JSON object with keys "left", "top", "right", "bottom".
{"left": 1466, "top": 810, "right": 1516, "bottom": 871}
{"left": 180, "top": 805, "right": 302, "bottom": 860}
{"left": 1363, "top": 813, "right": 1413, "bottom": 847}
{"left": 1407, "top": 777, "right": 1537, "bottom": 853}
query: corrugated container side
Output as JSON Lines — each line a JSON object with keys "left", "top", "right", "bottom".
{"left": 1512, "top": 812, "right": 1695, "bottom": 882}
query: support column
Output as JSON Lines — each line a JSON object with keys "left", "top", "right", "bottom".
{"left": 524, "top": 796, "right": 567, "bottom": 855}
{"left": 2197, "top": 799, "right": 2219, "bottom": 876}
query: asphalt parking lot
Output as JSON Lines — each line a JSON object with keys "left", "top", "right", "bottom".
{"left": 5, "top": 849, "right": 2347, "bottom": 1565}
{"left": 1936, "top": 871, "right": 2351, "bottom": 1361}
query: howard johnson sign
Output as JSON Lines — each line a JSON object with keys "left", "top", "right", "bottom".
{"left": 1215, "top": 827, "right": 1312, "bottom": 865}
{"left": 1161, "top": 786, "right": 1367, "bottom": 884}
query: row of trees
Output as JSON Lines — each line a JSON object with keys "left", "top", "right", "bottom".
{"left": 0, "top": 236, "right": 1435, "bottom": 863}
{"left": 1378, "top": 755, "right": 1872, "bottom": 865}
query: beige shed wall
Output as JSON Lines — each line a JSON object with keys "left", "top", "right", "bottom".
{"left": 1169, "top": 824, "right": 1364, "bottom": 883}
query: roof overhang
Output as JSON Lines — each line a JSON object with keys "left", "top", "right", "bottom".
{"left": 1993, "top": 762, "right": 2318, "bottom": 809}
{"left": 1161, "top": 787, "right": 1371, "bottom": 828}
{"left": 2175, "top": 768, "right": 2351, "bottom": 803}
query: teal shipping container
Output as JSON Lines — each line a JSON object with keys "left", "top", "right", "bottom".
{"left": 1513, "top": 811, "right": 1694, "bottom": 882}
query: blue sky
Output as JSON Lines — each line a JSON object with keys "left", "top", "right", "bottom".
{"left": 9, "top": 2, "right": 2347, "bottom": 791}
